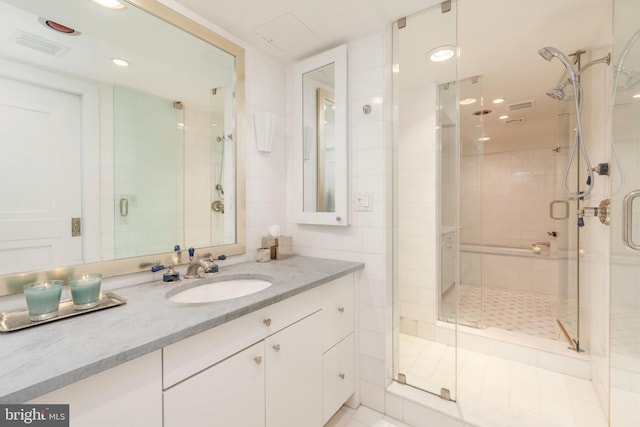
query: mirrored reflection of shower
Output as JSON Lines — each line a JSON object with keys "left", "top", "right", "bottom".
{"left": 211, "top": 85, "right": 233, "bottom": 215}
{"left": 212, "top": 133, "right": 232, "bottom": 214}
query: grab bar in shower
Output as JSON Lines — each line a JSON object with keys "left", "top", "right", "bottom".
{"left": 549, "top": 200, "right": 569, "bottom": 220}
{"left": 623, "top": 190, "right": 640, "bottom": 251}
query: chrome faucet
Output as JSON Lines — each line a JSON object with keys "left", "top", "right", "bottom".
{"left": 184, "top": 256, "right": 216, "bottom": 279}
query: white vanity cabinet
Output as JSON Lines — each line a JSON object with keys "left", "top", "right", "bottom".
{"left": 27, "top": 350, "right": 162, "bottom": 427}
{"left": 163, "top": 273, "right": 355, "bottom": 427}
{"left": 164, "top": 312, "right": 323, "bottom": 427}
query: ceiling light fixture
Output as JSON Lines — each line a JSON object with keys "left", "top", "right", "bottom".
{"left": 427, "top": 45, "right": 455, "bottom": 62}
{"left": 633, "top": 93, "right": 640, "bottom": 99}
{"left": 111, "top": 57, "right": 129, "bottom": 67}
{"left": 459, "top": 98, "right": 477, "bottom": 105}
{"left": 91, "top": 0, "right": 125, "bottom": 9}
{"left": 499, "top": 115, "right": 509, "bottom": 119}
{"left": 492, "top": 98, "right": 505, "bottom": 104}
{"left": 478, "top": 137, "right": 491, "bottom": 142}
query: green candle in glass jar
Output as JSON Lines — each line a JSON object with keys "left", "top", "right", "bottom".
{"left": 69, "top": 274, "right": 102, "bottom": 310}
{"left": 23, "top": 280, "right": 64, "bottom": 321}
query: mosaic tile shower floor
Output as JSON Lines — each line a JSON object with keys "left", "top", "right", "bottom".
{"left": 441, "top": 285, "right": 578, "bottom": 341}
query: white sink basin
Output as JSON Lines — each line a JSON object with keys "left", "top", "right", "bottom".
{"left": 168, "top": 277, "right": 272, "bottom": 303}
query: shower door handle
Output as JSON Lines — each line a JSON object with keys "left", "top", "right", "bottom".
{"left": 623, "top": 190, "right": 640, "bottom": 250}
{"left": 549, "top": 200, "right": 569, "bottom": 219}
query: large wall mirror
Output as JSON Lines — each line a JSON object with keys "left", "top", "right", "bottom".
{"left": 0, "top": 0, "right": 245, "bottom": 295}
{"left": 293, "top": 44, "right": 348, "bottom": 226}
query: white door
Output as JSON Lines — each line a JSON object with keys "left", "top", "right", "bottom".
{"left": 163, "top": 341, "right": 266, "bottom": 427}
{"left": 266, "top": 311, "right": 322, "bottom": 427}
{"left": 0, "top": 76, "right": 82, "bottom": 275}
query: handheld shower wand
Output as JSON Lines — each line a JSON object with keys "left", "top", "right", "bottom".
{"left": 538, "top": 46, "right": 595, "bottom": 199}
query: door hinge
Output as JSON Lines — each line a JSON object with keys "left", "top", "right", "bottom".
{"left": 71, "top": 217, "right": 81, "bottom": 237}
{"left": 440, "top": 388, "right": 451, "bottom": 400}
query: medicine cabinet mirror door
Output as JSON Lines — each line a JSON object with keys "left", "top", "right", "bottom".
{"left": 293, "top": 44, "right": 349, "bottom": 226}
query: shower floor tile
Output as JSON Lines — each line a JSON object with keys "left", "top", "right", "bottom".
{"left": 441, "top": 285, "right": 578, "bottom": 342}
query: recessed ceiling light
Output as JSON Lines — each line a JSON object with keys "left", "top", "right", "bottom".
{"left": 478, "top": 137, "right": 491, "bottom": 141}
{"left": 459, "top": 98, "right": 477, "bottom": 105}
{"left": 499, "top": 115, "right": 509, "bottom": 119}
{"left": 427, "top": 45, "right": 456, "bottom": 62}
{"left": 492, "top": 98, "right": 505, "bottom": 104}
{"left": 91, "top": 0, "right": 125, "bottom": 9}
{"left": 111, "top": 57, "right": 129, "bottom": 67}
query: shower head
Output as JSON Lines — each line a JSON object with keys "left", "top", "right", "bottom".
{"left": 538, "top": 46, "right": 579, "bottom": 81}
{"left": 538, "top": 47, "right": 555, "bottom": 61}
{"left": 546, "top": 79, "right": 571, "bottom": 101}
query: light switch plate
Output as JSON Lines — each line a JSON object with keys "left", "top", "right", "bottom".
{"left": 354, "top": 192, "right": 373, "bottom": 212}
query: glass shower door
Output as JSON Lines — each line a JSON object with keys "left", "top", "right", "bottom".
{"left": 455, "top": 76, "right": 483, "bottom": 329}
{"left": 393, "top": 2, "right": 458, "bottom": 400}
{"left": 611, "top": 1, "right": 640, "bottom": 423}
{"left": 553, "top": 112, "right": 579, "bottom": 349}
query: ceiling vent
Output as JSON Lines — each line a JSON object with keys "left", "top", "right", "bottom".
{"left": 10, "top": 30, "right": 70, "bottom": 57}
{"left": 507, "top": 100, "right": 534, "bottom": 111}
{"left": 505, "top": 117, "right": 525, "bottom": 124}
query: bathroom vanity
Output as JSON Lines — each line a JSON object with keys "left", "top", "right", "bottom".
{"left": 0, "top": 256, "right": 362, "bottom": 427}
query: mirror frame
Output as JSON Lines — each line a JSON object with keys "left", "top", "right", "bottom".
{"left": 0, "top": 0, "right": 245, "bottom": 296}
{"left": 293, "top": 44, "right": 349, "bottom": 226}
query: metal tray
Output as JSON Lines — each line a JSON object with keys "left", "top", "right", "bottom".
{"left": 0, "top": 292, "right": 127, "bottom": 332}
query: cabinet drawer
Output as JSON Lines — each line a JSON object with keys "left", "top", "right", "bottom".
{"left": 322, "top": 333, "right": 355, "bottom": 424}
{"left": 322, "top": 274, "right": 354, "bottom": 352}
{"left": 163, "top": 286, "right": 321, "bottom": 388}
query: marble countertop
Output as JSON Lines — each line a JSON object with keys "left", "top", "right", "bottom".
{"left": 0, "top": 256, "right": 363, "bottom": 403}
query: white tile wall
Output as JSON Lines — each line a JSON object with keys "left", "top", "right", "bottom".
{"left": 286, "top": 31, "right": 391, "bottom": 413}
{"left": 477, "top": 148, "right": 557, "bottom": 249}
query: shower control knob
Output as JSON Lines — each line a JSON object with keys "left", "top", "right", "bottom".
{"left": 598, "top": 199, "right": 611, "bottom": 225}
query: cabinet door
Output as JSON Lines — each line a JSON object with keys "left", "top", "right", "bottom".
{"left": 164, "top": 342, "right": 265, "bottom": 427}
{"left": 266, "top": 311, "right": 322, "bottom": 427}
{"left": 322, "top": 334, "right": 355, "bottom": 424}
{"left": 28, "top": 351, "right": 162, "bottom": 427}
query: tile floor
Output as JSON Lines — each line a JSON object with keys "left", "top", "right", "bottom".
{"left": 325, "top": 405, "right": 408, "bottom": 427}
{"left": 398, "top": 334, "right": 607, "bottom": 427}
{"left": 441, "top": 285, "right": 577, "bottom": 341}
